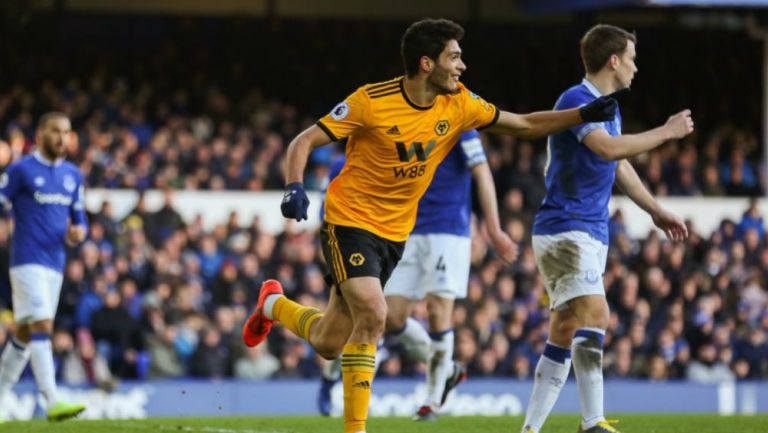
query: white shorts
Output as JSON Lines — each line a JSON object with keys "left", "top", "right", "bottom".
{"left": 10, "top": 264, "right": 64, "bottom": 323}
{"left": 532, "top": 230, "right": 608, "bottom": 310}
{"left": 384, "top": 233, "right": 471, "bottom": 300}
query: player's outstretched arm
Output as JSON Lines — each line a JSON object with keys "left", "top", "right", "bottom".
{"left": 281, "top": 125, "right": 333, "bottom": 221}
{"left": 485, "top": 96, "right": 616, "bottom": 139}
{"left": 471, "top": 162, "right": 518, "bottom": 263}
{"left": 615, "top": 159, "right": 688, "bottom": 241}
{"left": 583, "top": 110, "right": 694, "bottom": 161}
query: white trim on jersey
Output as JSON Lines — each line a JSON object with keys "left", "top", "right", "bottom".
{"left": 460, "top": 137, "right": 487, "bottom": 168}
{"left": 581, "top": 78, "right": 603, "bottom": 98}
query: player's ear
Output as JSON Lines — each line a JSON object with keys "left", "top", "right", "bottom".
{"left": 608, "top": 54, "right": 620, "bottom": 70}
{"left": 420, "top": 55, "right": 434, "bottom": 74}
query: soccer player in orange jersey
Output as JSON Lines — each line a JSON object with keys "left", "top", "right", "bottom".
{"left": 243, "top": 18, "right": 618, "bottom": 433}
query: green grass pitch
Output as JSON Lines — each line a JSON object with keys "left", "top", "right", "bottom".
{"left": 1, "top": 414, "right": 766, "bottom": 433}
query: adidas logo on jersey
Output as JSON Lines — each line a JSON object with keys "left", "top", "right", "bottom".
{"left": 352, "top": 380, "right": 371, "bottom": 389}
{"left": 386, "top": 125, "right": 401, "bottom": 135}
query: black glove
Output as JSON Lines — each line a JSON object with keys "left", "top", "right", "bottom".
{"left": 579, "top": 88, "right": 629, "bottom": 123}
{"left": 280, "top": 182, "right": 309, "bottom": 221}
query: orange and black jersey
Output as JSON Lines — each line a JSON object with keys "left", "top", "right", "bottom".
{"left": 318, "top": 77, "right": 498, "bottom": 242}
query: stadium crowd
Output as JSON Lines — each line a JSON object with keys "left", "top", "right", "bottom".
{"left": 0, "top": 16, "right": 766, "bottom": 388}
{"left": 0, "top": 172, "right": 766, "bottom": 387}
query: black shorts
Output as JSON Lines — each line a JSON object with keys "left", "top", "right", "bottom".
{"left": 320, "top": 222, "right": 405, "bottom": 289}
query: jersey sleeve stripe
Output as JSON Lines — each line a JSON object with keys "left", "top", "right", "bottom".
{"left": 365, "top": 78, "right": 401, "bottom": 92}
{"left": 316, "top": 121, "right": 339, "bottom": 142}
{"left": 576, "top": 123, "right": 603, "bottom": 142}
{"left": 476, "top": 106, "right": 500, "bottom": 131}
{"left": 367, "top": 84, "right": 400, "bottom": 96}
{"left": 369, "top": 89, "right": 401, "bottom": 99}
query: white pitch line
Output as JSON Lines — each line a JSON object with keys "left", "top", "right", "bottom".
{"left": 112, "top": 421, "right": 285, "bottom": 433}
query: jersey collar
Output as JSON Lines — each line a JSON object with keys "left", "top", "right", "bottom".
{"left": 400, "top": 78, "right": 434, "bottom": 111}
{"left": 33, "top": 151, "right": 64, "bottom": 167}
{"left": 581, "top": 78, "right": 603, "bottom": 98}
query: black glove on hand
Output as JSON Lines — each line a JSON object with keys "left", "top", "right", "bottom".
{"left": 579, "top": 88, "right": 629, "bottom": 123}
{"left": 280, "top": 182, "right": 309, "bottom": 221}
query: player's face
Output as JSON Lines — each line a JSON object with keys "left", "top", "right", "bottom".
{"left": 615, "top": 40, "right": 637, "bottom": 89}
{"left": 427, "top": 39, "right": 466, "bottom": 95}
{"left": 37, "top": 117, "right": 72, "bottom": 160}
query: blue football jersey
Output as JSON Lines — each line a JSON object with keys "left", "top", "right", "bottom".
{"left": 412, "top": 129, "right": 486, "bottom": 237}
{"left": 0, "top": 153, "right": 88, "bottom": 271}
{"left": 532, "top": 79, "right": 621, "bottom": 245}
{"left": 320, "top": 154, "right": 347, "bottom": 221}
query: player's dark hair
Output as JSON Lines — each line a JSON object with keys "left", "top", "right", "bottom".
{"left": 401, "top": 18, "right": 464, "bottom": 78}
{"left": 37, "top": 111, "right": 70, "bottom": 130}
{"left": 580, "top": 24, "right": 636, "bottom": 74}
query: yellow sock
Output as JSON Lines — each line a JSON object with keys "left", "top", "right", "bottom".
{"left": 341, "top": 343, "right": 376, "bottom": 433}
{"left": 272, "top": 296, "right": 323, "bottom": 341}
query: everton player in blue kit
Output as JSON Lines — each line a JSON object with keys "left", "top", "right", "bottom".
{"left": 318, "top": 130, "right": 517, "bottom": 420}
{"left": 385, "top": 129, "right": 516, "bottom": 420}
{"left": 0, "top": 113, "right": 88, "bottom": 422}
{"left": 521, "top": 26, "right": 693, "bottom": 433}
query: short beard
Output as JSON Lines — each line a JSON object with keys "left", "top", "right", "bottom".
{"left": 427, "top": 74, "right": 459, "bottom": 95}
{"left": 41, "top": 141, "right": 64, "bottom": 160}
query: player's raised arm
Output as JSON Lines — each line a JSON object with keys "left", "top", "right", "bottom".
{"left": 614, "top": 159, "right": 688, "bottom": 241}
{"left": 583, "top": 109, "right": 694, "bottom": 161}
{"left": 281, "top": 125, "right": 333, "bottom": 221}
{"left": 484, "top": 96, "right": 617, "bottom": 140}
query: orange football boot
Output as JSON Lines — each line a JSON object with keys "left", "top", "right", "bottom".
{"left": 242, "top": 279, "right": 284, "bottom": 347}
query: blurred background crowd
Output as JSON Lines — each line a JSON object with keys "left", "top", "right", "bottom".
{"left": 0, "top": 11, "right": 766, "bottom": 388}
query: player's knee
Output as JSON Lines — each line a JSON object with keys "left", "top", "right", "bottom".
{"left": 426, "top": 295, "right": 453, "bottom": 330}
{"left": 385, "top": 311, "right": 407, "bottom": 333}
{"left": 552, "top": 318, "right": 579, "bottom": 342}
{"left": 29, "top": 319, "right": 53, "bottom": 335}
{"left": 426, "top": 307, "right": 451, "bottom": 330}
{"left": 14, "top": 324, "right": 32, "bottom": 344}
{"left": 593, "top": 310, "right": 610, "bottom": 330}
{"left": 582, "top": 299, "right": 610, "bottom": 330}
{"left": 355, "top": 309, "right": 386, "bottom": 339}
{"left": 363, "top": 314, "right": 386, "bottom": 336}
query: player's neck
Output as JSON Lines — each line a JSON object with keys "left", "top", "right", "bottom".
{"left": 584, "top": 73, "right": 618, "bottom": 96}
{"left": 403, "top": 76, "right": 437, "bottom": 107}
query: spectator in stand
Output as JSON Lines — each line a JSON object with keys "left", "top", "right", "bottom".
{"left": 190, "top": 326, "right": 231, "bottom": 378}
{"left": 736, "top": 198, "right": 765, "bottom": 239}
{"left": 90, "top": 290, "right": 142, "bottom": 378}
{"left": 234, "top": 343, "right": 280, "bottom": 380}
{"left": 61, "top": 330, "right": 114, "bottom": 390}
{"left": 686, "top": 342, "right": 735, "bottom": 383}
